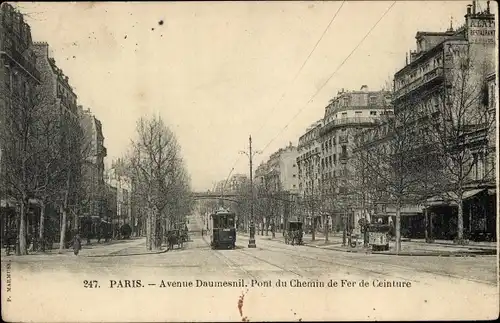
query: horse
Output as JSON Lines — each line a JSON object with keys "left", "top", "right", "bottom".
{"left": 166, "top": 231, "right": 183, "bottom": 251}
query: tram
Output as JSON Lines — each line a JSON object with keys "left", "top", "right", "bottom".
{"left": 209, "top": 208, "right": 236, "bottom": 249}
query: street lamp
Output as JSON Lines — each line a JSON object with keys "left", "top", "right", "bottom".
{"left": 239, "top": 135, "right": 262, "bottom": 248}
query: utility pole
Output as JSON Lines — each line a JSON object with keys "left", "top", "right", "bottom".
{"left": 239, "top": 135, "right": 261, "bottom": 248}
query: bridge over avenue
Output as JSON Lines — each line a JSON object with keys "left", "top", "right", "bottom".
{"left": 190, "top": 191, "right": 243, "bottom": 203}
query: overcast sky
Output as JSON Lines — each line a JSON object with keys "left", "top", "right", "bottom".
{"left": 16, "top": 1, "right": 490, "bottom": 191}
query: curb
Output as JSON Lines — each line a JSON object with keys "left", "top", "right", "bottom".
{"left": 305, "top": 244, "right": 370, "bottom": 253}
{"left": 303, "top": 242, "right": 496, "bottom": 257}
{"left": 371, "top": 250, "right": 496, "bottom": 257}
{"left": 86, "top": 248, "right": 169, "bottom": 258}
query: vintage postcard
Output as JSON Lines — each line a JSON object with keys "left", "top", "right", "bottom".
{"left": 1, "top": 1, "right": 498, "bottom": 322}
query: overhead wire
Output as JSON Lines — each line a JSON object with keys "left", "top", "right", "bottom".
{"left": 222, "top": 2, "right": 346, "bottom": 183}
{"left": 260, "top": 1, "right": 397, "bottom": 154}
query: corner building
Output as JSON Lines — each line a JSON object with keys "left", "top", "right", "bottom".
{"left": 319, "top": 85, "right": 392, "bottom": 231}
{"left": 391, "top": 2, "right": 496, "bottom": 241}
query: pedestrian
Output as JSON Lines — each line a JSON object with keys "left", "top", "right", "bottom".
{"left": 71, "top": 234, "right": 82, "bottom": 256}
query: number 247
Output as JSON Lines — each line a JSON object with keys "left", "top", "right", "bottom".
{"left": 83, "top": 280, "right": 99, "bottom": 288}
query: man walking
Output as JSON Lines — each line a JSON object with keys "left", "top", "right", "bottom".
{"left": 71, "top": 234, "right": 82, "bottom": 256}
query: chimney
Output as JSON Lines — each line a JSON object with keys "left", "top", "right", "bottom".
{"left": 466, "top": 4, "right": 472, "bottom": 15}
{"left": 360, "top": 85, "right": 368, "bottom": 92}
{"left": 472, "top": 0, "right": 476, "bottom": 14}
{"left": 487, "top": 1, "right": 490, "bottom": 13}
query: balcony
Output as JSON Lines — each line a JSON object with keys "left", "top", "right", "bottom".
{"left": 320, "top": 117, "right": 379, "bottom": 135}
{"left": 339, "top": 135, "right": 348, "bottom": 144}
{"left": 339, "top": 153, "right": 348, "bottom": 162}
{"left": 394, "top": 66, "right": 444, "bottom": 100}
{"left": 0, "top": 47, "right": 41, "bottom": 82}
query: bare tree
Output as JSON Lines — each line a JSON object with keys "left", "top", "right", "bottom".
{"left": 426, "top": 44, "right": 495, "bottom": 243}
{"left": 358, "top": 104, "right": 422, "bottom": 253}
{"left": 0, "top": 70, "right": 53, "bottom": 255}
{"left": 127, "top": 116, "right": 190, "bottom": 251}
{"left": 30, "top": 96, "right": 63, "bottom": 252}
{"left": 56, "top": 111, "right": 86, "bottom": 253}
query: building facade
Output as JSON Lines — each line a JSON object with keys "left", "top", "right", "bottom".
{"left": 227, "top": 173, "right": 249, "bottom": 193}
{"left": 32, "top": 42, "right": 78, "bottom": 119}
{"left": 296, "top": 120, "right": 323, "bottom": 198}
{"left": 0, "top": 3, "right": 42, "bottom": 241}
{"left": 352, "top": 2, "right": 496, "bottom": 241}
{"left": 391, "top": 2, "right": 496, "bottom": 241}
{"left": 319, "top": 85, "right": 392, "bottom": 231}
{"left": 256, "top": 143, "right": 299, "bottom": 193}
{"left": 107, "top": 161, "right": 132, "bottom": 230}
{"left": 296, "top": 120, "right": 323, "bottom": 230}
{"left": 79, "top": 107, "right": 107, "bottom": 222}
{"left": 254, "top": 143, "right": 299, "bottom": 231}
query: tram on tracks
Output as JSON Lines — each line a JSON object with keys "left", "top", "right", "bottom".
{"left": 208, "top": 208, "right": 236, "bottom": 249}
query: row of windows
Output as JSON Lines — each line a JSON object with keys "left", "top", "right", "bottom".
{"left": 4, "top": 70, "right": 33, "bottom": 103}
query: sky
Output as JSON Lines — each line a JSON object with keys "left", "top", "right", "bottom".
{"left": 14, "top": 1, "right": 491, "bottom": 191}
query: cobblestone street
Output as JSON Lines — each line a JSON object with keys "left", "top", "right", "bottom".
{"left": 2, "top": 215, "right": 498, "bottom": 322}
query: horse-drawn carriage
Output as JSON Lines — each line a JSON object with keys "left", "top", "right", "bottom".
{"left": 166, "top": 229, "right": 184, "bottom": 251}
{"left": 175, "top": 222, "right": 189, "bottom": 243}
{"left": 284, "top": 221, "right": 303, "bottom": 246}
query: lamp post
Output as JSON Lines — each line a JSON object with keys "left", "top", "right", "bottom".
{"left": 239, "top": 135, "right": 262, "bottom": 248}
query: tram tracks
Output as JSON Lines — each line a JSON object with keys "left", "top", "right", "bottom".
{"left": 202, "top": 235, "right": 304, "bottom": 279}
{"left": 258, "top": 240, "right": 497, "bottom": 287}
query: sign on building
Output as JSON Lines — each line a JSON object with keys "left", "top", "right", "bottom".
{"left": 467, "top": 17, "right": 495, "bottom": 44}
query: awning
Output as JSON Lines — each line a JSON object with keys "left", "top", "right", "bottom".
{"left": 426, "top": 189, "right": 486, "bottom": 206}
{"left": 385, "top": 204, "right": 424, "bottom": 215}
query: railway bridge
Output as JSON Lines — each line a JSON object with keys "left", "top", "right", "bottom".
{"left": 190, "top": 191, "right": 244, "bottom": 204}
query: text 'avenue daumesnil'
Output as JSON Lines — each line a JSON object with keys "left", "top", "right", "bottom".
{"left": 84, "top": 279, "right": 413, "bottom": 289}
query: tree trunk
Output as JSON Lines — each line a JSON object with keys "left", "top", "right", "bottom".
{"left": 429, "top": 212, "right": 434, "bottom": 241}
{"left": 58, "top": 173, "right": 71, "bottom": 254}
{"left": 38, "top": 200, "right": 46, "bottom": 252}
{"left": 424, "top": 207, "right": 429, "bottom": 242}
{"left": 324, "top": 216, "right": 329, "bottom": 242}
{"left": 395, "top": 201, "right": 402, "bottom": 253}
{"left": 146, "top": 208, "right": 152, "bottom": 251}
{"left": 342, "top": 214, "right": 347, "bottom": 246}
{"left": 154, "top": 209, "right": 161, "bottom": 249}
{"left": 311, "top": 217, "right": 316, "bottom": 242}
{"left": 18, "top": 198, "right": 28, "bottom": 255}
{"left": 457, "top": 197, "right": 464, "bottom": 241}
{"left": 58, "top": 205, "right": 68, "bottom": 253}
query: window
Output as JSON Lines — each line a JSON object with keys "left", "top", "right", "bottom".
{"left": 473, "top": 153, "right": 485, "bottom": 180}
{"left": 370, "top": 111, "right": 377, "bottom": 116}
{"left": 293, "top": 174, "right": 296, "bottom": 178}
{"left": 292, "top": 164, "right": 296, "bottom": 168}
{"left": 341, "top": 112, "right": 347, "bottom": 118}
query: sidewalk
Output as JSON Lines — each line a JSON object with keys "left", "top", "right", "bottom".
{"left": 1, "top": 237, "right": 168, "bottom": 258}
{"left": 238, "top": 232, "right": 497, "bottom": 257}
